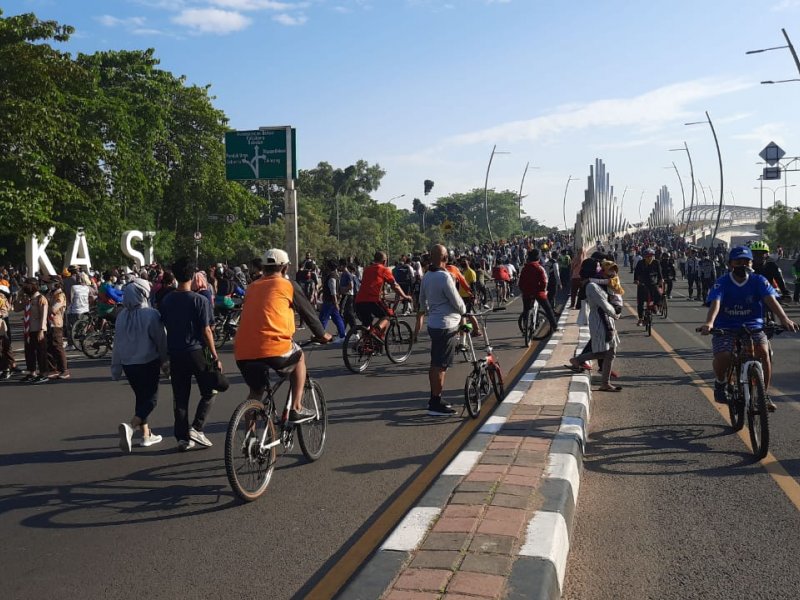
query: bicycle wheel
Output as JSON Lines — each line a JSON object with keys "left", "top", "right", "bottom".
{"left": 726, "top": 365, "right": 745, "bottom": 431}
{"left": 746, "top": 363, "right": 769, "bottom": 460}
{"left": 464, "top": 370, "right": 483, "bottom": 418}
{"left": 530, "top": 307, "right": 551, "bottom": 340}
{"left": 489, "top": 364, "right": 505, "bottom": 402}
{"left": 386, "top": 319, "right": 413, "bottom": 364}
{"left": 225, "top": 399, "right": 277, "bottom": 502}
{"left": 660, "top": 297, "right": 669, "bottom": 319}
{"left": 518, "top": 313, "right": 530, "bottom": 346}
{"left": 298, "top": 380, "right": 327, "bottom": 461}
{"left": 82, "top": 332, "right": 110, "bottom": 359}
{"left": 343, "top": 326, "right": 372, "bottom": 373}
{"left": 213, "top": 318, "right": 227, "bottom": 346}
{"left": 71, "top": 317, "right": 94, "bottom": 351}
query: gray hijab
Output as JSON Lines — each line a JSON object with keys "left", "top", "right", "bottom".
{"left": 120, "top": 278, "right": 151, "bottom": 338}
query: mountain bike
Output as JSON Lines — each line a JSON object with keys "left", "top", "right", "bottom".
{"left": 462, "top": 308, "right": 506, "bottom": 418}
{"left": 82, "top": 324, "right": 114, "bottom": 359}
{"left": 71, "top": 310, "right": 109, "bottom": 352}
{"left": 213, "top": 307, "right": 241, "bottom": 349}
{"left": 659, "top": 294, "right": 669, "bottom": 319}
{"left": 342, "top": 305, "right": 413, "bottom": 373}
{"left": 517, "top": 298, "right": 552, "bottom": 347}
{"left": 224, "top": 341, "right": 327, "bottom": 502}
{"left": 703, "top": 325, "right": 785, "bottom": 460}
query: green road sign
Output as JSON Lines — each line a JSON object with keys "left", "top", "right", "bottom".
{"left": 225, "top": 128, "right": 297, "bottom": 181}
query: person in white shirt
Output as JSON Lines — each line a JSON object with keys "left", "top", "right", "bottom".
{"left": 66, "top": 278, "right": 96, "bottom": 349}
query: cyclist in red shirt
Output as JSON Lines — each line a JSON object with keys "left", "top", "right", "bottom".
{"left": 355, "top": 251, "right": 412, "bottom": 336}
{"left": 518, "top": 248, "right": 559, "bottom": 332}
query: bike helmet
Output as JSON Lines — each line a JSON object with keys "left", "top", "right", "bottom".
{"left": 750, "top": 241, "right": 770, "bottom": 253}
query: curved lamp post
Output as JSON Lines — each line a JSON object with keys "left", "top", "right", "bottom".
{"left": 686, "top": 112, "right": 723, "bottom": 252}
{"left": 562, "top": 175, "right": 579, "bottom": 232}
{"left": 517, "top": 162, "right": 540, "bottom": 222}
{"left": 483, "top": 145, "right": 510, "bottom": 243}
{"left": 664, "top": 163, "right": 686, "bottom": 226}
{"left": 670, "top": 142, "right": 696, "bottom": 237}
{"left": 384, "top": 193, "right": 405, "bottom": 260}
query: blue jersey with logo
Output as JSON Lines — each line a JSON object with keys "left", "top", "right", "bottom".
{"left": 707, "top": 273, "right": 778, "bottom": 330}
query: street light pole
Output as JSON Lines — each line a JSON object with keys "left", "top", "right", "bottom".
{"left": 517, "top": 162, "right": 540, "bottom": 222}
{"left": 384, "top": 193, "right": 405, "bottom": 261}
{"left": 686, "top": 112, "right": 724, "bottom": 252}
{"left": 748, "top": 28, "right": 800, "bottom": 84}
{"left": 483, "top": 145, "right": 510, "bottom": 243}
{"left": 670, "top": 142, "right": 696, "bottom": 237}
{"left": 562, "top": 175, "right": 579, "bottom": 231}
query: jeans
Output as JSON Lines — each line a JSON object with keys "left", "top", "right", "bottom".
{"left": 319, "top": 301, "right": 346, "bottom": 338}
{"left": 123, "top": 359, "right": 161, "bottom": 423}
{"left": 169, "top": 349, "right": 216, "bottom": 442}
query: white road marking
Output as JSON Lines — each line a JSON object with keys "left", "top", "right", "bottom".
{"left": 443, "top": 450, "right": 482, "bottom": 476}
{"left": 479, "top": 415, "right": 506, "bottom": 434}
{"left": 380, "top": 506, "right": 442, "bottom": 551}
{"left": 519, "top": 511, "right": 570, "bottom": 592}
{"left": 545, "top": 452, "right": 581, "bottom": 505}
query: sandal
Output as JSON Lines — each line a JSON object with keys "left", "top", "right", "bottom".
{"left": 598, "top": 384, "right": 622, "bottom": 392}
{"left": 564, "top": 361, "right": 583, "bottom": 373}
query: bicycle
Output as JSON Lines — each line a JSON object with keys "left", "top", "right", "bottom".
{"left": 641, "top": 289, "right": 660, "bottom": 337}
{"left": 342, "top": 303, "right": 413, "bottom": 373}
{"left": 224, "top": 341, "right": 327, "bottom": 502}
{"left": 659, "top": 294, "right": 669, "bottom": 319}
{"left": 701, "top": 325, "right": 785, "bottom": 460}
{"left": 71, "top": 309, "right": 108, "bottom": 352}
{"left": 461, "top": 308, "right": 506, "bottom": 418}
{"left": 82, "top": 323, "right": 115, "bottom": 359}
{"left": 517, "top": 298, "right": 552, "bottom": 347}
{"left": 213, "top": 307, "right": 242, "bottom": 349}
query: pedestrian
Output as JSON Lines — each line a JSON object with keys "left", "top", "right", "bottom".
{"left": 18, "top": 279, "right": 49, "bottom": 383}
{"left": 159, "top": 257, "right": 222, "bottom": 451}
{"left": 793, "top": 256, "right": 800, "bottom": 304}
{"left": 419, "top": 244, "right": 466, "bottom": 416}
{"left": 338, "top": 259, "right": 358, "bottom": 333}
{"left": 0, "top": 284, "right": 20, "bottom": 379}
{"left": 46, "top": 278, "right": 70, "bottom": 379}
{"left": 113, "top": 278, "right": 168, "bottom": 453}
{"left": 65, "top": 270, "right": 94, "bottom": 350}
{"left": 569, "top": 248, "right": 585, "bottom": 308}
{"left": 319, "top": 259, "right": 346, "bottom": 341}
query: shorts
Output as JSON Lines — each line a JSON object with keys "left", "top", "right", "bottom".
{"left": 712, "top": 331, "right": 768, "bottom": 354}
{"left": 355, "top": 301, "right": 388, "bottom": 326}
{"left": 463, "top": 297, "right": 475, "bottom": 313}
{"left": 236, "top": 342, "right": 302, "bottom": 390}
{"left": 428, "top": 327, "right": 458, "bottom": 369}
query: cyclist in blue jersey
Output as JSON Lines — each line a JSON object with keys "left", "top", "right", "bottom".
{"left": 699, "top": 246, "right": 798, "bottom": 411}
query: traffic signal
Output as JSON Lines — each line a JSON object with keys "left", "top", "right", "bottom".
{"left": 424, "top": 179, "right": 434, "bottom": 195}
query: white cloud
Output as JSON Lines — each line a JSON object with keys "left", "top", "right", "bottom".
{"left": 132, "top": 28, "right": 167, "bottom": 35}
{"left": 771, "top": 0, "right": 800, "bottom": 11}
{"left": 96, "top": 15, "right": 147, "bottom": 27}
{"left": 172, "top": 8, "right": 252, "bottom": 34}
{"left": 273, "top": 13, "right": 308, "bottom": 25}
{"left": 209, "top": 0, "right": 295, "bottom": 10}
{"left": 731, "top": 123, "right": 788, "bottom": 144}
{"left": 444, "top": 78, "right": 753, "bottom": 147}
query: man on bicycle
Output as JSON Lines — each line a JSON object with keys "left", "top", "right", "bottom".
{"left": 491, "top": 260, "right": 510, "bottom": 304}
{"left": 354, "top": 251, "right": 412, "bottom": 337}
{"left": 234, "top": 249, "right": 332, "bottom": 423}
{"left": 633, "top": 248, "right": 663, "bottom": 326}
{"left": 518, "top": 248, "right": 559, "bottom": 333}
{"left": 698, "top": 246, "right": 798, "bottom": 411}
{"left": 750, "top": 241, "right": 791, "bottom": 298}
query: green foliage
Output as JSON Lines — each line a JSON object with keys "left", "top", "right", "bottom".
{"left": 765, "top": 204, "right": 800, "bottom": 253}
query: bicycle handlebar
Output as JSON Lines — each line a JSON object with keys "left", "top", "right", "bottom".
{"left": 696, "top": 325, "right": 786, "bottom": 336}
{"left": 465, "top": 306, "right": 506, "bottom": 318}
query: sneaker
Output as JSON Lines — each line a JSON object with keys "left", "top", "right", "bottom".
{"left": 31, "top": 375, "right": 49, "bottom": 384}
{"left": 10, "top": 367, "right": 22, "bottom": 374}
{"left": 65, "top": 344, "right": 76, "bottom": 352}
{"left": 177, "top": 439, "right": 196, "bottom": 452}
{"left": 482, "top": 304, "right": 491, "bottom": 309}
{"left": 189, "top": 427, "right": 213, "bottom": 447}
{"left": 713, "top": 381, "right": 728, "bottom": 404}
{"left": 636, "top": 319, "right": 643, "bottom": 326}
{"left": 0, "top": 371, "right": 10, "bottom": 381}
{"left": 139, "top": 433, "right": 163, "bottom": 447}
{"left": 21, "top": 374, "right": 35, "bottom": 383}
{"left": 288, "top": 406, "right": 316, "bottom": 423}
{"left": 118, "top": 423, "right": 134, "bottom": 454}
{"left": 428, "top": 400, "right": 457, "bottom": 416}
{"left": 765, "top": 395, "right": 777, "bottom": 413}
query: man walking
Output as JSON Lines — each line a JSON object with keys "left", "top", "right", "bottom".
{"left": 419, "top": 244, "right": 465, "bottom": 416}
{"left": 159, "top": 257, "right": 222, "bottom": 451}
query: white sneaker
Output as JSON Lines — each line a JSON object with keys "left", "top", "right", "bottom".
{"left": 189, "top": 427, "right": 212, "bottom": 447}
{"left": 177, "top": 439, "right": 196, "bottom": 452}
{"left": 118, "top": 423, "right": 133, "bottom": 454}
{"left": 139, "top": 433, "right": 163, "bottom": 447}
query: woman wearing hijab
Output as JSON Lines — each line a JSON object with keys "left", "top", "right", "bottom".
{"left": 191, "top": 271, "right": 214, "bottom": 307}
{"left": 112, "top": 278, "right": 168, "bottom": 453}
{"left": 566, "top": 258, "right": 622, "bottom": 392}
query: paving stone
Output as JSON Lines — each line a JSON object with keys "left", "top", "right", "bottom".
{"left": 494, "top": 483, "right": 533, "bottom": 497}
{"left": 384, "top": 590, "right": 441, "bottom": 600}
{"left": 442, "top": 504, "right": 482, "bottom": 519}
{"left": 446, "top": 571, "right": 506, "bottom": 597}
{"left": 450, "top": 492, "right": 490, "bottom": 505}
{"left": 465, "top": 471, "right": 501, "bottom": 483}
{"left": 507, "top": 466, "right": 541, "bottom": 478}
{"left": 478, "top": 454, "right": 514, "bottom": 466}
{"left": 459, "top": 552, "right": 514, "bottom": 576}
{"left": 469, "top": 534, "right": 515, "bottom": 554}
{"left": 476, "top": 518, "right": 524, "bottom": 537}
{"left": 442, "top": 594, "right": 494, "bottom": 600}
{"left": 410, "top": 550, "right": 463, "bottom": 571}
{"left": 489, "top": 493, "right": 529, "bottom": 509}
{"left": 473, "top": 464, "right": 508, "bottom": 474}
{"left": 502, "top": 474, "right": 538, "bottom": 487}
{"left": 484, "top": 506, "right": 527, "bottom": 525}
{"left": 394, "top": 568, "right": 452, "bottom": 592}
{"left": 455, "top": 481, "right": 495, "bottom": 494}
{"left": 512, "top": 453, "right": 545, "bottom": 467}
{"left": 432, "top": 517, "right": 478, "bottom": 533}
{"left": 421, "top": 532, "right": 470, "bottom": 551}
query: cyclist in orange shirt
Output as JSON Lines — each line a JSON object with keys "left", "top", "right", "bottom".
{"left": 355, "top": 251, "right": 412, "bottom": 337}
{"left": 234, "top": 249, "right": 332, "bottom": 422}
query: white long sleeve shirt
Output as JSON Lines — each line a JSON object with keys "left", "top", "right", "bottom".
{"left": 419, "top": 268, "right": 466, "bottom": 330}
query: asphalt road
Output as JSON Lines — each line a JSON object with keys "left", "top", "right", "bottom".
{"left": 0, "top": 296, "right": 543, "bottom": 600}
{"left": 563, "top": 268, "right": 800, "bottom": 600}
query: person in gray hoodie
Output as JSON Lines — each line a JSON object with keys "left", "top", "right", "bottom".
{"left": 112, "top": 278, "right": 168, "bottom": 453}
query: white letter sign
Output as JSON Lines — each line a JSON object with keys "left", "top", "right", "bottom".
{"left": 64, "top": 229, "right": 92, "bottom": 271}
{"left": 26, "top": 227, "right": 57, "bottom": 277}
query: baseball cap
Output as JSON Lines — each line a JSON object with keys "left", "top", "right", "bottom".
{"left": 0, "top": 284, "right": 9, "bottom": 296}
{"left": 729, "top": 246, "right": 753, "bottom": 261}
{"left": 644, "top": 248, "right": 656, "bottom": 256}
{"left": 263, "top": 248, "right": 290, "bottom": 266}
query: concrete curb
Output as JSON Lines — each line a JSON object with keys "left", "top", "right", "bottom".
{"left": 338, "top": 310, "right": 586, "bottom": 600}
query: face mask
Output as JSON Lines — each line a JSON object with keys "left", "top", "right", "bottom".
{"left": 732, "top": 265, "right": 750, "bottom": 277}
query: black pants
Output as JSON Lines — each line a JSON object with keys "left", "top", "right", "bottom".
{"left": 123, "top": 359, "right": 161, "bottom": 423}
{"left": 636, "top": 284, "right": 662, "bottom": 319}
{"left": 701, "top": 277, "right": 713, "bottom": 302}
{"left": 340, "top": 295, "right": 358, "bottom": 331}
{"left": 523, "top": 296, "right": 558, "bottom": 331}
{"left": 794, "top": 280, "right": 800, "bottom": 303}
{"left": 169, "top": 349, "right": 215, "bottom": 442}
{"left": 664, "top": 280, "right": 673, "bottom": 298}
{"left": 686, "top": 273, "right": 700, "bottom": 298}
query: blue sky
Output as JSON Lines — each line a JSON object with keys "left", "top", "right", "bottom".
{"left": 7, "top": 0, "right": 800, "bottom": 228}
